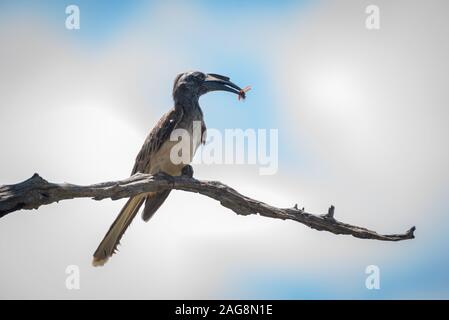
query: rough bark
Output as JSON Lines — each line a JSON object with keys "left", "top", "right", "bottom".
{"left": 0, "top": 173, "right": 415, "bottom": 241}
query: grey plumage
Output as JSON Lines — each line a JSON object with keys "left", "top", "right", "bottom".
{"left": 92, "top": 71, "right": 245, "bottom": 266}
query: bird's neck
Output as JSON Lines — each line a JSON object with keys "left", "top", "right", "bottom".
{"left": 175, "top": 96, "right": 201, "bottom": 114}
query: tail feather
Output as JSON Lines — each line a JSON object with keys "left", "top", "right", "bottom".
{"left": 141, "top": 190, "right": 171, "bottom": 222}
{"left": 92, "top": 195, "right": 145, "bottom": 266}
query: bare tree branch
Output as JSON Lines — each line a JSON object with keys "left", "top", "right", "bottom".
{"left": 0, "top": 173, "right": 415, "bottom": 241}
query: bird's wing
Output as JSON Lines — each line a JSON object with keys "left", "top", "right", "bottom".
{"left": 131, "top": 107, "right": 184, "bottom": 175}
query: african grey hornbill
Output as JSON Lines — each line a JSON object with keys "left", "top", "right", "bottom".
{"left": 93, "top": 71, "right": 248, "bottom": 266}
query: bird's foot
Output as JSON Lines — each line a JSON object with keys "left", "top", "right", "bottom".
{"left": 181, "top": 165, "right": 194, "bottom": 178}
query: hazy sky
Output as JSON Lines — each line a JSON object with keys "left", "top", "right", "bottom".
{"left": 0, "top": 0, "right": 448, "bottom": 299}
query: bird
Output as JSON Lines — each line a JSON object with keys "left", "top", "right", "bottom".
{"left": 92, "top": 71, "right": 248, "bottom": 266}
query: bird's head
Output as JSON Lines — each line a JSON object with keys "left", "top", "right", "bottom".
{"left": 172, "top": 71, "right": 248, "bottom": 104}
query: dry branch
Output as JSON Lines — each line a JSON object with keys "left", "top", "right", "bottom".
{"left": 0, "top": 173, "right": 415, "bottom": 241}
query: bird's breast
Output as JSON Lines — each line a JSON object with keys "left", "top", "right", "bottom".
{"left": 149, "top": 139, "right": 185, "bottom": 176}
{"left": 150, "top": 115, "right": 204, "bottom": 176}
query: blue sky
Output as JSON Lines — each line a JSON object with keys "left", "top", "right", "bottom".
{"left": 0, "top": 0, "right": 312, "bottom": 167}
{"left": 1, "top": 0, "right": 448, "bottom": 299}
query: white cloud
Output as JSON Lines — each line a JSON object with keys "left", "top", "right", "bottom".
{"left": 271, "top": 0, "right": 449, "bottom": 229}
{"left": 1, "top": 0, "right": 448, "bottom": 299}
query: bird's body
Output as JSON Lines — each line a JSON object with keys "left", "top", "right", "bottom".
{"left": 134, "top": 104, "right": 204, "bottom": 177}
{"left": 92, "top": 71, "right": 246, "bottom": 266}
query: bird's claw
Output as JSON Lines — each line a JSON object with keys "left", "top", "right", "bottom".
{"left": 181, "top": 165, "right": 194, "bottom": 178}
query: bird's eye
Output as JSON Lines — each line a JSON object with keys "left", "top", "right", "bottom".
{"left": 190, "top": 72, "right": 205, "bottom": 81}
{"left": 196, "top": 73, "right": 206, "bottom": 81}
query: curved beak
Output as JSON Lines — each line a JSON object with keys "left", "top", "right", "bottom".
{"left": 202, "top": 73, "right": 244, "bottom": 96}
